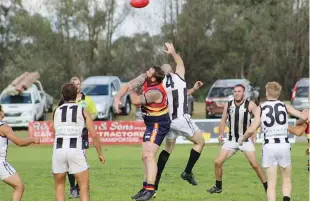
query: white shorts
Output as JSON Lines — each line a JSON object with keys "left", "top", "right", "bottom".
{"left": 52, "top": 149, "right": 89, "bottom": 174}
{"left": 262, "top": 143, "right": 291, "bottom": 168}
{"left": 0, "top": 161, "right": 16, "bottom": 180}
{"left": 222, "top": 140, "right": 255, "bottom": 153}
{"left": 166, "top": 114, "right": 200, "bottom": 140}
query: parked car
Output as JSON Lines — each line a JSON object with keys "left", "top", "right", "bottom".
{"left": 82, "top": 76, "right": 131, "bottom": 120}
{"left": 0, "top": 83, "right": 46, "bottom": 127}
{"left": 291, "top": 78, "right": 309, "bottom": 111}
{"left": 205, "top": 79, "right": 260, "bottom": 118}
{"left": 33, "top": 80, "right": 53, "bottom": 113}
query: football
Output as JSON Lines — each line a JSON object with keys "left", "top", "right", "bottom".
{"left": 130, "top": 0, "right": 150, "bottom": 8}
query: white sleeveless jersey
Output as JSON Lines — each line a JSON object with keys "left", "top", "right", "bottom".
{"left": 53, "top": 103, "right": 86, "bottom": 139}
{"left": 0, "top": 121, "right": 8, "bottom": 161}
{"left": 163, "top": 73, "right": 188, "bottom": 120}
{"left": 260, "top": 100, "right": 288, "bottom": 140}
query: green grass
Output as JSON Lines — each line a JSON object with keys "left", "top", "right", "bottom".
{"left": 0, "top": 143, "right": 309, "bottom": 201}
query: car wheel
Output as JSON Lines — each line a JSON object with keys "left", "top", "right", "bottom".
{"left": 121, "top": 98, "right": 131, "bottom": 115}
{"left": 48, "top": 104, "right": 53, "bottom": 113}
{"left": 107, "top": 109, "right": 115, "bottom": 121}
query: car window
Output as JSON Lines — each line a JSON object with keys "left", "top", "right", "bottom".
{"left": 0, "top": 93, "right": 32, "bottom": 104}
{"left": 296, "top": 86, "right": 309, "bottom": 97}
{"left": 82, "top": 84, "right": 109, "bottom": 96}
{"left": 208, "top": 87, "right": 234, "bottom": 98}
{"left": 114, "top": 80, "right": 120, "bottom": 90}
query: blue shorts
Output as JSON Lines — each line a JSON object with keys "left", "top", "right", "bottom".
{"left": 143, "top": 123, "right": 170, "bottom": 146}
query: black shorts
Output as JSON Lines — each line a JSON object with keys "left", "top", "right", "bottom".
{"left": 143, "top": 123, "right": 170, "bottom": 146}
{"left": 82, "top": 128, "right": 89, "bottom": 149}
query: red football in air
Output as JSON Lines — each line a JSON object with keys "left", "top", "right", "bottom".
{"left": 130, "top": 0, "right": 150, "bottom": 8}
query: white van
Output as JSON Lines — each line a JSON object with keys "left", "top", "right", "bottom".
{"left": 0, "top": 84, "right": 45, "bottom": 127}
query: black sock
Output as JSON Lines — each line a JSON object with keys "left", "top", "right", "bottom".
{"left": 142, "top": 181, "right": 147, "bottom": 190}
{"left": 263, "top": 182, "right": 268, "bottom": 192}
{"left": 283, "top": 196, "right": 290, "bottom": 201}
{"left": 155, "top": 150, "right": 170, "bottom": 190}
{"left": 67, "top": 173, "right": 75, "bottom": 189}
{"left": 216, "top": 180, "right": 222, "bottom": 189}
{"left": 184, "top": 149, "right": 201, "bottom": 174}
{"left": 75, "top": 183, "right": 79, "bottom": 190}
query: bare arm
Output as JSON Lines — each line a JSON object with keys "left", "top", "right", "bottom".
{"left": 1, "top": 125, "right": 36, "bottom": 146}
{"left": 115, "top": 74, "right": 146, "bottom": 100}
{"left": 288, "top": 123, "right": 307, "bottom": 136}
{"left": 187, "top": 81, "right": 203, "bottom": 95}
{"left": 243, "top": 107, "right": 261, "bottom": 141}
{"left": 130, "top": 90, "right": 163, "bottom": 105}
{"left": 219, "top": 103, "right": 228, "bottom": 136}
{"left": 285, "top": 104, "right": 307, "bottom": 120}
{"left": 114, "top": 74, "right": 146, "bottom": 113}
{"left": 164, "top": 43, "right": 185, "bottom": 80}
{"left": 84, "top": 109, "right": 103, "bottom": 159}
{"left": 248, "top": 101, "right": 258, "bottom": 114}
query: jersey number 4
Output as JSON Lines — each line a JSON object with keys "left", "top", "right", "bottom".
{"left": 262, "top": 103, "right": 286, "bottom": 127}
{"left": 60, "top": 105, "right": 78, "bottom": 122}
{"left": 166, "top": 74, "right": 188, "bottom": 119}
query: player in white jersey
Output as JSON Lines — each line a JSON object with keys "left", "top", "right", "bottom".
{"left": 208, "top": 84, "right": 267, "bottom": 194}
{"left": 52, "top": 83, "right": 105, "bottom": 201}
{"left": 153, "top": 43, "right": 205, "bottom": 191}
{"left": 238, "top": 82, "right": 307, "bottom": 201}
{"left": 0, "top": 104, "right": 40, "bottom": 200}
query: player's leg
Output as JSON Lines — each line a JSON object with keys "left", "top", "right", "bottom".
{"left": 279, "top": 165, "right": 291, "bottom": 201}
{"left": 74, "top": 149, "right": 89, "bottom": 198}
{"left": 242, "top": 142, "right": 268, "bottom": 192}
{"left": 53, "top": 173, "right": 67, "bottom": 201}
{"left": 2, "top": 172, "right": 25, "bottom": 201}
{"left": 207, "top": 143, "right": 235, "bottom": 194}
{"left": 67, "top": 173, "right": 77, "bottom": 198}
{"left": 278, "top": 143, "right": 292, "bottom": 201}
{"left": 262, "top": 144, "right": 279, "bottom": 201}
{"left": 69, "top": 149, "right": 90, "bottom": 201}
{"left": 131, "top": 156, "right": 148, "bottom": 199}
{"left": 265, "top": 166, "right": 278, "bottom": 201}
{"left": 136, "top": 123, "right": 169, "bottom": 201}
{"left": 154, "top": 132, "right": 177, "bottom": 191}
{"left": 181, "top": 128, "right": 205, "bottom": 185}
{"left": 74, "top": 170, "right": 90, "bottom": 201}
{"left": 52, "top": 149, "right": 68, "bottom": 201}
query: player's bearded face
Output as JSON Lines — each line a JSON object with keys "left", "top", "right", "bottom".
{"left": 146, "top": 68, "right": 155, "bottom": 83}
{"left": 234, "top": 87, "right": 244, "bottom": 101}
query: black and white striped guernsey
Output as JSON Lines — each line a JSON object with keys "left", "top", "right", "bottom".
{"left": 227, "top": 99, "right": 251, "bottom": 142}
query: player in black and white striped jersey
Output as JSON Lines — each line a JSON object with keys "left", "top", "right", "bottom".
{"left": 153, "top": 43, "right": 205, "bottom": 191}
{"left": 207, "top": 84, "right": 267, "bottom": 194}
{"left": 238, "top": 82, "right": 307, "bottom": 201}
{"left": 0, "top": 104, "right": 40, "bottom": 200}
{"left": 52, "top": 84, "right": 105, "bottom": 201}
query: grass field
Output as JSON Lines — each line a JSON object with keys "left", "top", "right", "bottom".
{"left": 0, "top": 142, "right": 309, "bottom": 201}
{"left": 1, "top": 102, "right": 309, "bottom": 201}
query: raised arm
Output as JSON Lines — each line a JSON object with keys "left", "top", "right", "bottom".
{"left": 114, "top": 74, "right": 146, "bottom": 113}
{"left": 164, "top": 43, "right": 185, "bottom": 80}
{"left": 187, "top": 81, "right": 203, "bottom": 95}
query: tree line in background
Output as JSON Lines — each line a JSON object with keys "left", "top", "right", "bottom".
{"left": 0, "top": 0, "right": 308, "bottom": 101}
